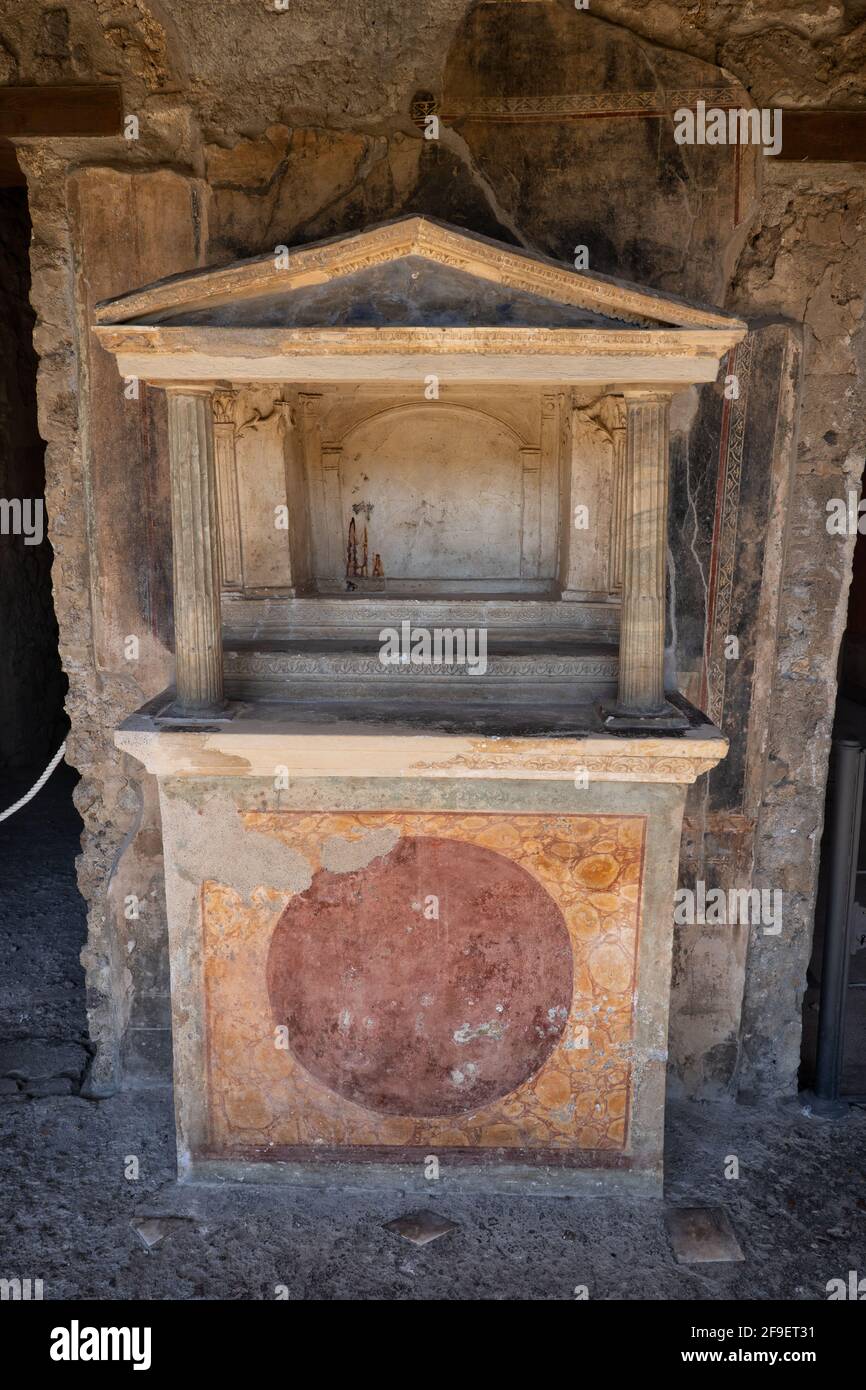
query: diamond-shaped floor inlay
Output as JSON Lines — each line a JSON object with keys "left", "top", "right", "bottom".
{"left": 665, "top": 1206, "right": 745, "bottom": 1264}
{"left": 383, "top": 1210, "right": 459, "bottom": 1246}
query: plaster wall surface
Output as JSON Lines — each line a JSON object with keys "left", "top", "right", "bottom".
{"left": 337, "top": 405, "right": 527, "bottom": 583}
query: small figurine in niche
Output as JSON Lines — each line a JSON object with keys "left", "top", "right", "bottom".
{"left": 345, "top": 515, "right": 384, "bottom": 588}
{"left": 345, "top": 516, "right": 358, "bottom": 578}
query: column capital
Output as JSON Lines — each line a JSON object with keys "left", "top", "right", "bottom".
{"left": 212, "top": 388, "right": 238, "bottom": 426}
{"left": 619, "top": 386, "right": 676, "bottom": 404}
{"left": 161, "top": 382, "right": 219, "bottom": 398}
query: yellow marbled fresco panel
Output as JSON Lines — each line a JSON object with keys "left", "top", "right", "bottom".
{"left": 202, "top": 811, "right": 646, "bottom": 1156}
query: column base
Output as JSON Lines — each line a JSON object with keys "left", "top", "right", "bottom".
{"left": 157, "top": 695, "right": 234, "bottom": 723}
{"left": 599, "top": 699, "right": 690, "bottom": 732}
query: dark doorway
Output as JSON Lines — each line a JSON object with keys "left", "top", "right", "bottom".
{"left": 0, "top": 154, "right": 85, "bottom": 1060}
{"left": 802, "top": 506, "right": 866, "bottom": 1101}
{"left": 0, "top": 171, "right": 66, "bottom": 766}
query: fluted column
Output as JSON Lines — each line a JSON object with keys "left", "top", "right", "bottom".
{"left": 603, "top": 389, "right": 686, "bottom": 729}
{"left": 609, "top": 416, "right": 626, "bottom": 593}
{"left": 212, "top": 389, "right": 243, "bottom": 590}
{"left": 166, "top": 387, "right": 225, "bottom": 714}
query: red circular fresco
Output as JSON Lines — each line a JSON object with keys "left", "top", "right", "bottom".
{"left": 266, "top": 835, "right": 574, "bottom": 1117}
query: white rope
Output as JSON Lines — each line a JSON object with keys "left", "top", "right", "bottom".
{"left": 0, "top": 741, "right": 67, "bottom": 824}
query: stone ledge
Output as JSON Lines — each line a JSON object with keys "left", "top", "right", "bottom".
{"left": 115, "top": 696, "right": 727, "bottom": 785}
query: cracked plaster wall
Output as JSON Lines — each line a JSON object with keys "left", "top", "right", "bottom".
{"left": 2, "top": 0, "right": 864, "bottom": 1099}
{"left": 730, "top": 169, "right": 866, "bottom": 1097}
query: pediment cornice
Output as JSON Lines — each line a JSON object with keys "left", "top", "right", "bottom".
{"left": 95, "top": 216, "right": 746, "bottom": 335}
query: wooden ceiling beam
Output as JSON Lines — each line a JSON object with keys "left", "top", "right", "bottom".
{"left": 0, "top": 84, "right": 123, "bottom": 138}
{"left": 778, "top": 110, "right": 866, "bottom": 162}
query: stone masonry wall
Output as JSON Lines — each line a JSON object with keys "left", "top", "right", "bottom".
{"left": 731, "top": 167, "right": 866, "bottom": 1096}
{"left": 2, "top": 0, "right": 864, "bottom": 1098}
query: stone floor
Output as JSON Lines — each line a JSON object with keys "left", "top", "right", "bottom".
{"left": 1, "top": 763, "right": 865, "bottom": 1301}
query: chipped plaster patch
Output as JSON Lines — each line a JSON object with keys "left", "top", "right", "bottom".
{"left": 160, "top": 785, "right": 313, "bottom": 903}
{"left": 450, "top": 1061, "right": 480, "bottom": 1088}
{"left": 453, "top": 1020, "right": 507, "bottom": 1044}
{"left": 320, "top": 826, "right": 400, "bottom": 873}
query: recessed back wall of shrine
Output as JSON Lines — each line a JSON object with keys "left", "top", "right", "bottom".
{"left": 12, "top": 0, "right": 864, "bottom": 1109}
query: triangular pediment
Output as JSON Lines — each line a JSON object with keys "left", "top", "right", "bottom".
{"left": 94, "top": 216, "right": 744, "bottom": 333}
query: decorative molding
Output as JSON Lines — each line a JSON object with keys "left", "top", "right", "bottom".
{"left": 704, "top": 335, "right": 754, "bottom": 728}
{"left": 94, "top": 326, "right": 747, "bottom": 398}
{"left": 223, "top": 650, "right": 618, "bottom": 680}
{"left": 297, "top": 393, "right": 335, "bottom": 581}
{"left": 276, "top": 396, "right": 308, "bottom": 592}
{"left": 610, "top": 422, "right": 626, "bottom": 594}
{"left": 560, "top": 394, "right": 624, "bottom": 601}
{"left": 570, "top": 395, "right": 626, "bottom": 593}
{"left": 520, "top": 446, "right": 542, "bottom": 579}
{"left": 212, "top": 389, "right": 237, "bottom": 426}
{"left": 320, "top": 445, "right": 343, "bottom": 584}
{"left": 236, "top": 392, "right": 283, "bottom": 434}
{"left": 221, "top": 593, "right": 622, "bottom": 640}
{"left": 431, "top": 86, "right": 749, "bottom": 123}
{"left": 334, "top": 398, "right": 530, "bottom": 448}
{"left": 574, "top": 393, "right": 626, "bottom": 444}
{"left": 116, "top": 721, "right": 727, "bottom": 785}
{"left": 95, "top": 216, "right": 746, "bottom": 334}
{"left": 275, "top": 398, "right": 295, "bottom": 435}
{"left": 540, "top": 393, "right": 561, "bottom": 583}
{"left": 433, "top": 750, "right": 722, "bottom": 783}
{"left": 96, "top": 328, "right": 743, "bottom": 356}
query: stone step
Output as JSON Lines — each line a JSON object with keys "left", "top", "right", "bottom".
{"left": 222, "top": 593, "right": 621, "bottom": 644}
{"left": 224, "top": 639, "right": 618, "bottom": 703}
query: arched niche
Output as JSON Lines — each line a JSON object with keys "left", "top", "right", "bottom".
{"left": 320, "top": 401, "right": 545, "bottom": 591}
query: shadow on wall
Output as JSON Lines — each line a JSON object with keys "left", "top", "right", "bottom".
{"left": 204, "top": 6, "right": 758, "bottom": 307}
